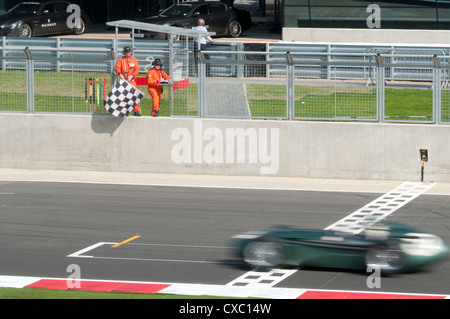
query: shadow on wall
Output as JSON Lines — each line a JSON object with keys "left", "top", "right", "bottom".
{"left": 90, "top": 114, "right": 125, "bottom": 136}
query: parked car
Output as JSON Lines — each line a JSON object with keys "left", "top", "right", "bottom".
{"left": 0, "top": 0, "right": 91, "bottom": 37}
{"left": 134, "top": 0, "right": 252, "bottom": 39}
{"left": 230, "top": 222, "right": 449, "bottom": 274}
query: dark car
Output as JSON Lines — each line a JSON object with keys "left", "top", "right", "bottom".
{"left": 0, "top": 1, "right": 91, "bottom": 37}
{"left": 134, "top": 0, "right": 251, "bottom": 39}
{"left": 231, "top": 222, "right": 449, "bottom": 274}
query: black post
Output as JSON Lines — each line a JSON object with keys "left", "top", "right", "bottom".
{"left": 421, "top": 161, "right": 424, "bottom": 182}
{"left": 420, "top": 161, "right": 424, "bottom": 182}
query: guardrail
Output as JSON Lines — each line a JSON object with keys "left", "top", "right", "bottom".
{"left": 0, "top": 37, "right": 171, "bottom": 73}
{"left": 3, "top": 37, "right": 450, "bottom": 79}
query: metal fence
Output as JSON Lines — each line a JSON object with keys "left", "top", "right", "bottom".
{"left": 0, "top": 47, "right": 115, "bottom": 114}
{"left": 199, "top": 49, "right": 450, "bottom": 124}
{"left": 2, "top": 40, "right": 450, "bottom": 124}
{"left": 0, "top": 42, "right": 180, "bottom": 116}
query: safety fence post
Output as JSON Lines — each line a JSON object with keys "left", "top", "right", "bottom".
{"left": 286, "top": 51, "right": 294, "bottom": 121}
{"left": 198, "top": 50, "right": 206, "bottom": 118}
{"left": 433, "top": 55, "right": 442, "bottom": 124}
{"left": 24, "top": 47, "right": 34, "bottom": 114}
{"left": 375, "top": 54, "right": 385, "bottom": 123}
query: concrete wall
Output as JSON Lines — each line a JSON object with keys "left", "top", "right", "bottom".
{"left": 1, "top": 113, "right": 450, "bottom": 182}
{"left": 282, "top": 28, "right": 450, "bottom": 46}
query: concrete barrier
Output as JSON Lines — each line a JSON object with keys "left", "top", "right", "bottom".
{"left": 282, "top": 28, "right": 450, "bottom": 46}
{"left": 1, "top": 113, "right": 449, "bottom": 182}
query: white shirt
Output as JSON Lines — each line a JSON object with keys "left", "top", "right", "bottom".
{"left": 194, "top": 25, "right": 213, "bottom": 45}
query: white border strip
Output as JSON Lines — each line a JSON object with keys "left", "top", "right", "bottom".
{"left": 1, "top": 275, "right": 449, "bottom": 299}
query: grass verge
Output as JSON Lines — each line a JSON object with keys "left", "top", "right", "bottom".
{"left": 0, "top": 287, "right": 230, "bottom": 299}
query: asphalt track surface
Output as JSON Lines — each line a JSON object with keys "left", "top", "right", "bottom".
{"left": 1, "top": 174, "right": 449, "bottom": 297}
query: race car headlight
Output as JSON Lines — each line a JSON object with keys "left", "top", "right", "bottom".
{"left": 1, "top": 21, "right": 20, "bottom": 30}
{"left": 400, "top": 233, "right": 446, "bottom": 256}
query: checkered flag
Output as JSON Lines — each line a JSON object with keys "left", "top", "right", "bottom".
{"left": 104, "top": 80, "right": 144, "bottom": 118}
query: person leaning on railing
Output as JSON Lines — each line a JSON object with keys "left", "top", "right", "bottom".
{"left": 194, "top": 18, "right": 214, "bottom": 77}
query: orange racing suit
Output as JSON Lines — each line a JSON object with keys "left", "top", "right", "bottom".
{"left": 115, "top": 56, "right": 140, "bottom": 112}
{"left": 146, "top": 67, "right": 170, "bottom": 116}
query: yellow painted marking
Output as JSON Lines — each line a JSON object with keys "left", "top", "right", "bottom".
{"left": 111, "top": 235, "right": 141, "bottom": 248}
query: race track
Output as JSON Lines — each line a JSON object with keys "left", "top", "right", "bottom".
{"left": 0, "top": 176, "right": 449, "bottom": 297}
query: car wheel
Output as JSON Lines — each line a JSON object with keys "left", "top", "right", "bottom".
{"left": 72, "top": 18, "right": 86, "bottom": 35}
{"left": 365, "top": 245, "right": 405, "bottom": 274}
{"left": 18, "top": 23, "right": 32, "bottom": 37}
{"left": 228, "top": 20, "right": 242, "bottom": 38}
{"left": 243, "top": 241, "right": 284, "bottom": 268}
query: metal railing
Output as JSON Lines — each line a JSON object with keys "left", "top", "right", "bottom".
{"left": 2, "top": 42, "right": 450, "bottom": 124}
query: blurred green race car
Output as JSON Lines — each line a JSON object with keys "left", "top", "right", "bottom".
{"left": 230, "top": 222, "right": 448, "bottom": 274}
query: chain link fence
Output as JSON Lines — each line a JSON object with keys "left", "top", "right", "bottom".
{"left": 2, "top": 44, "right": 450, "bottom": 125}
{"left": 0, "top": 47, "right": 114, "bottom": 114}
{"left": 198, "top": 50, "right": 450, "bottom": 124}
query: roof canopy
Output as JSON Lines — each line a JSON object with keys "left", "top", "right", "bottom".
{"left": 106, "top": 20, "right": 216, "bottom": 38}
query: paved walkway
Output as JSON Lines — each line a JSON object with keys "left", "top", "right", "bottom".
{"left": 205, "top": 79, "right": 250, "bottom": 118}
{"left": 1, "top": 168, "right": 450, "bottom": 195}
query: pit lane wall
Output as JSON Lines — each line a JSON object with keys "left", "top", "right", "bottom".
{"left": 1, "top": 113, "right": 449, "bottom": 182}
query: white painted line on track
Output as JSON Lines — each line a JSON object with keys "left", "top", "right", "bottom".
{"left": 226, "top": 269, "right": 298, "bottom": 289}
{"left": 0, "top": 177, "right": 401, "bottom": 194}
{"left": 67, "top": 242, "right": 236, "bottom": 265}
{"left": 119, "top": 243, "right": 229, "bottom": 249}
{"left": 0, "top": 275, "right": 42, "bottom": 288}
{"left": 67, "top": 242, "right": 114, "bottom": 258}
{"left": 325, "top": 182, "right": 436, "bottom": 234}
{"left": 161, "top": 282, "right": 307, "bottom": 299}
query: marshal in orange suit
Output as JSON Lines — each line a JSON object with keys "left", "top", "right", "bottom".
{"left": 146, "top": 58, "right": 171, "bottom": 117}
{"left": 115, "top": 46, "right": 141, "bottom": 116}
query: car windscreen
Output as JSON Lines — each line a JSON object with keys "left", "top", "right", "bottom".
{"left": 160, "top": 4, "right": 193, "bottom": 17}
{"left": 8, "top": 3, "right": 41, "bottom": 15}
